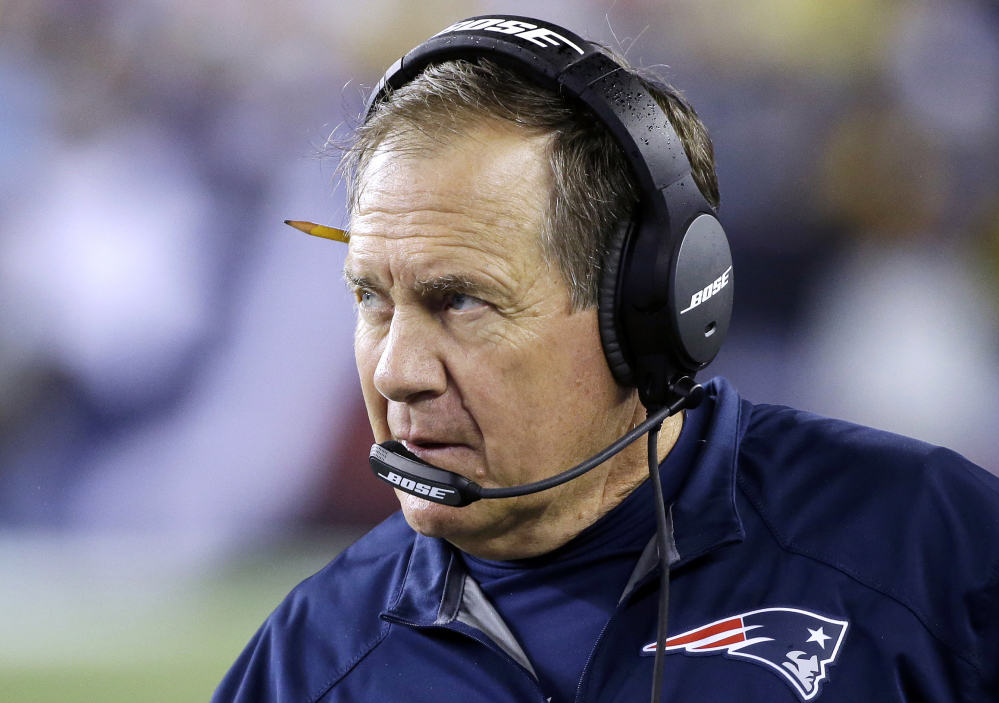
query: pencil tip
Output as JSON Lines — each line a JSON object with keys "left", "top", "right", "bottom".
{"left": 283, "top": 219, "right": 350, "bottom": 243}
{"left": 284, "top": 220, "right": 313, "bottom": 235}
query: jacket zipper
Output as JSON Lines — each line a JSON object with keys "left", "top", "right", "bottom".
{"left": 440, "top": 621, "right": 550, "bottom": 702}
{"left": 574, "top": 568, "right": 667, "bottom": 703}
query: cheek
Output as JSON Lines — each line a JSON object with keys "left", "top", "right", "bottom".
{"left": 476, "top": 313, "right": 621, "bottom": 449}
{"left": 355, "top": 323, "right": 390, "bottom": 438}
{"left": 354, "top": 317, "right": 387, "bottom": 381}
{"left": 442, "top": 321, "right": 585, "bottom": 453}
{"left": 440, "top": 337, "right": 524, "bottom": 428}
{"left": 484, "top": 312, "right": 610, "bottom": 405}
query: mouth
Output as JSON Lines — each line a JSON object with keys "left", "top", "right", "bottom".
{"left": 400, "top": 440, "right": 473, "bottom": 467}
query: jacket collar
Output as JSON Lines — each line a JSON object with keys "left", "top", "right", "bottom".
{"left": 671, "top": 377, "right": 750, "bottom": 567}
{"left": 383, "top": 377, "right": 751, "bottom": 627}
{"left": 383, "top": 534, "right": 463, "bottom": 627}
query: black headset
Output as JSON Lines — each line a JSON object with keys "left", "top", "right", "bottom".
{"left": 360, "top": 18, "right": 733, "bottom": 702}
{"left": 365, "top": 15, "right": 733, "bottom": 507}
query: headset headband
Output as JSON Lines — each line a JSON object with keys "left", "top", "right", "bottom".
{"left": 366, "top": 17, "right": 701, "bottom": 210}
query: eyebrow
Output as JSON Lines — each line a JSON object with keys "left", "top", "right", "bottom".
{"left": 413, "top": 274, "right": 484, "bottom": 297}
{"left": 343, "top": 269, "right": 378, "bottom": 292}
{"left": 343, "top": 269, "right": 497, "bottom": 299}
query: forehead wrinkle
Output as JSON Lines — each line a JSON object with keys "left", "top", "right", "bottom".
{"left": 345, "top": 237, "right": 525, "bottom": 303}
{"left": 347, "top": 217, "right": 536, "bottom": 283}
{"left": 349, "top": 206, "right": 545, "bottom": 294}
{"left": 368, "top": 174, "right": 538, "bottom": 213}
{"left": 352, "top": 136, "right": 549, "bottom": 243}
{"left": 352, "top": 198, "right": 541, "bottom": 252}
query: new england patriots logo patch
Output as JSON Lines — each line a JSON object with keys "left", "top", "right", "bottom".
{"left": 641, "top": 607, "right": 848, "bottom": 700}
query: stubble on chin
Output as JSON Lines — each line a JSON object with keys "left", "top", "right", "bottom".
{"left": 397, "top": 490, "right": 526, "bottom": 545}
{"left": 397, "top": 491, "right": 478, "bottom": 539}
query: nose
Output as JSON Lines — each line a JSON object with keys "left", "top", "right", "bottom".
{"left": 373, "top": 309, "right": 448, "bottom": 403}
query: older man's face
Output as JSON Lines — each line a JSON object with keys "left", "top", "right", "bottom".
{"left": 346, "top": 122, "right": 638, "bottom": 553}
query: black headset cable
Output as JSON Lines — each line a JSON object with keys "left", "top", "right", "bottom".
{"left": 648, "top": 419, "right": 671, "bottom": 703}
{"left": 479, "top": 395, "right": 688, "bottom": 500}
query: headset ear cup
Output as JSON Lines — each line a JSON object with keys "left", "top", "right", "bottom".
{"left": 598, "top": 218, "right": 635, "bottom": 387}
{"left": 669, "top": 213, "right": 733, "bottom": 368}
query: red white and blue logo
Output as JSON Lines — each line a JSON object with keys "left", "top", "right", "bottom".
{"left": 641, "top": 607, "right": 848, "bottom": 700}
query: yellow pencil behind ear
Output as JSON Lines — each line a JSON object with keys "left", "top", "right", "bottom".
{"left": 284, "top": 220, "right": 350, "bottom": 243}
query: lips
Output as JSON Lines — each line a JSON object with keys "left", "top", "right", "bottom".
{"left": 402, "top": 439, "right": 462, "bottom": 456}
{"left": 399, "top": 438, "right": 476, "bottom": 469}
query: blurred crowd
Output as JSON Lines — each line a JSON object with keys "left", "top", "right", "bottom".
{"left": 0, "top": 0, "right": 997, "bottom": 569}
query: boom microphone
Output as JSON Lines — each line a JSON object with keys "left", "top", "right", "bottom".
{"left": 369, "top": 378, "right": 704, "bottom": 505}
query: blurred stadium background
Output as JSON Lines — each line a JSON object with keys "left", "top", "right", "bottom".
{"left": 0, "top": 0, "right": 997, "bottom": 700}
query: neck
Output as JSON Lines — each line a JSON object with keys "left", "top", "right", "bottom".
{"left": 451, "top": 409, "right": 684, "bottom": 560}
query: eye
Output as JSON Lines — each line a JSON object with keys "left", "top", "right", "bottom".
{"left": 358, "top": 289, "right": 388, "bottom": 309}
{"left": 448, "top": 292, "right": 487, "bottom": 311}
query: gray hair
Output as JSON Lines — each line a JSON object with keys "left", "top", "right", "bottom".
{"left": 341, "top": 55, "right": 719, "bottom": 310}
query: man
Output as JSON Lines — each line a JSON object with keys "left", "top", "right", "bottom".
{"left": 214, "top": 18, "right": 999, "bottom": 703}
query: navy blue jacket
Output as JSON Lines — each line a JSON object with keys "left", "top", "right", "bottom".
{"left": 213, "top": 379, "right": 999, "bottom": 702}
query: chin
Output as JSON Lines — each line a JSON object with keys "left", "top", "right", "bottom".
{"left": 397, "top": 491, "right": 500, "bottom": 542}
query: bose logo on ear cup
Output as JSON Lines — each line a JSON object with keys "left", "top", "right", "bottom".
{"left": 434, "top": 19, "right": 586, "bottom": 54}
{"left": 680, "top": 266, "right": 732, "bottom": 315}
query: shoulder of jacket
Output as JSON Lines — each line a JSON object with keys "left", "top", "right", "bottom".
{"left": 213, "top": 512, "right": 417, "bottom": 703}
{"left": 736, "top": 403, "right": 999, "bottom": 674}
{"left": 738, "top": 402, "right": 999, "bottom": 523}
